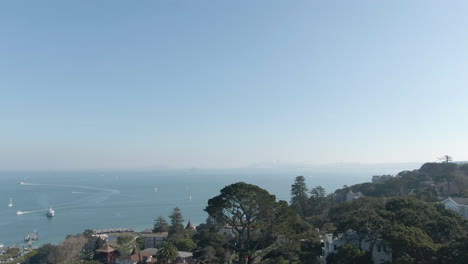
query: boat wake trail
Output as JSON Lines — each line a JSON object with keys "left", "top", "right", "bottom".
{"left": 16, "top": 183, "right": 121, "bottom": 215}
{"left": 17, "top": 209, "right": 48, "bottom": 215}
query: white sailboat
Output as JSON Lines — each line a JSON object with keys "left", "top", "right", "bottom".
{"left": 8, "top": 198, "right": 13, "bottom": 207}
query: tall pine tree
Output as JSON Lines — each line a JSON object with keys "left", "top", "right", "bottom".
{"left": 153, "top": 216, "right": 170, "bottom": 233}
{"left": 290, "top": 176, "right": 308, "bottom": 216}
{"left": 169, "top": 207, "right": 184, "bottom": 234}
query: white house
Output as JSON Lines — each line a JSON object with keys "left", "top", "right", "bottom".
{"left": 442, "top": 197, "right": 468, "bottom": 219}
{"left": 321, "top": 229, "right": 392, "bottom": 264}
{"left": 218, "top": 225, "right": 237, "bottom": 239}
{"left": 346, "top": 190, "right": 365, "bottom": 201}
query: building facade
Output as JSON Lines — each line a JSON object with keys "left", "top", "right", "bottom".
{"left": 321, "top": 229, "right": 392, "bottom": 264}
{"left": 442, "top": 197, "right": 468, "bottom": 219}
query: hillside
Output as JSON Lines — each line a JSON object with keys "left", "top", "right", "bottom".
{"left": 333, "top": 162, "right": 468, "bottom": 202}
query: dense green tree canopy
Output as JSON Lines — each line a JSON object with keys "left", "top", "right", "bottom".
{"left": 157, "top": 242, "right": 179, "bottom": 264}
{"left": 290, "top": 176, "right": 308, "bottom": 216}
{"left": 154, "top": 216, "right": 170, "bottom": 233}
{"left": 206, "top": 182, "right": 304, "bottom": 264}
{"left": 326, "top": 244, "right": 372, "bottom": 264}
{"left": 169, "top": 207, "right": 185, "bottom": 234}
{"left": 117, "top": 234, "right": 136, "bottom": 256}
{"left": 328, "top": 197, "right": 468, "bottom": 263}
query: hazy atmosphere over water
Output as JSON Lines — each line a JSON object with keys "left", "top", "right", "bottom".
{"left": 2, "top": 0, "right": 468, "bottom": 169}
{"left": 0, "top": 164, "right": 419, "bottom": 246}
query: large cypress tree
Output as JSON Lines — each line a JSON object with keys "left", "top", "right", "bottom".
{"left": 290, "top": 176, "right": 308, "bottom": 216}
{"left": 205, "top": 182, "right": 295, "bottom": 264}
{"left": 153, "top": 216, "right": 170, "bottom": 233}
{"left": 169, "top": 207, "right": 184, "bottom": 234}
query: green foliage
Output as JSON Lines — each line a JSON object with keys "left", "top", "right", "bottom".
{"left": 0, "top": 247, "right": 21, "bottom": 261}
{"left": 260, "top": 255, "right": 292, "bottom": 264}
{"left": 81, "top": 236, "right": 104, "bottom": 261}
{"left": 331, "top": 162, "right": 468, "bottom": 202}
{"left": 136, "top": 236, "right": 145, "bottom": 250}
{"left": 157, "top": 242, "right": 178, "bottom": 264}
{"left": 310, "top": 186, "right": 326, "bottom": 198}
{"left": 205, "top": 182, "right": 279, "bottom": 263}
{"left": 192, "top": 227, "right": 231, "bottom": 263}
{"left": 420, "top": 162, "right": 457, "bottom": 182}
{"left": 290, "top": 176, "right": 309, "bottom": 216}
{"left": 329, "top": 197, "right": 468, "bottom": 263}
{"left": 193, "top": 245, "right": 232, "bottom": 264}
{"left": 192, "top": 228, "right": 227, "bottom": 250}
{"left": 28, "top": 243, "right": 58, "bottom": 264}
{"left": 169, "top": 207, "right": 185, "bottom": 235}
{"left": 441, "top": 237, "right": 468, "bottom": 264}
{"left": 5, "top": 247, "right": 20, "bottom": 256}
{"left": 174, "top": 238, "right": 197, "bottom": 252}
{"left": 154, "top": 216, "right": 170, "bottom": 233}
{"left": 308, "top": 185, "right": 331, "bottom": 217}
{"left": 408, "top": 187, "right": 438, "bottom": 202}
{"left": 82, "top": 229, "right": 94, "bottom": 238}
{"left": 4, "top": 250, "right": 37, "bottom": 264}
{"left": 384, "top": 224, "right": 437, "bottom": 263}
{"left": 117, "top": 234, "right": 136, "bottom": 256}
{"left": 326, "top": 244, "right": 372, "bottom": 264}
{"left": 206, "top": 182, "right": 310, "bottom": 264}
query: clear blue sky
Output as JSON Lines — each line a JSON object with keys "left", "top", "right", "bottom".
{"left": 1, "top": 0, "right": 468, "bottom": 169}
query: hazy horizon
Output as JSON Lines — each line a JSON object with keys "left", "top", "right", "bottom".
{"left": 0, "top": 161, "right": 425, "bottom": 172}
{"left": 2, "top": 1, "right": 468, "bottom": 170}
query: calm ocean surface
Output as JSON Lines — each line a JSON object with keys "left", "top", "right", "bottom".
{"left": 0, "top": 165, "right": 418, "bottom": 247}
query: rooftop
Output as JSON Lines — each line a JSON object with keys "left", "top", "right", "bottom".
{"left": 451, "top": 197, "right": 468, "bottom": 206}
{"left": 96, "top": 244, "right": 117, "bottom": 253}
{"left": 140, "top": 232, "right": 169, "bottom": 237}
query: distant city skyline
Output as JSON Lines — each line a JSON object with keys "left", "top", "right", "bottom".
{"left": 2, "top": 1, "right": 468, "bottom": 170}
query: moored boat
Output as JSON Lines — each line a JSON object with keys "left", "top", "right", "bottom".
{"left": 24, "top": 231, "right": 38, "bottom": 242}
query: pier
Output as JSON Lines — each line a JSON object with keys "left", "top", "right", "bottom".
{"left": 93, "top": 228, "right": 134, "bottom": 234}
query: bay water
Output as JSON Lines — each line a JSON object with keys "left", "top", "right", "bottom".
{"left": 0, "top": 164, "right": 418, "bottom": 247}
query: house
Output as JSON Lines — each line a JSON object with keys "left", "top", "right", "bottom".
{"left": 321, "top": 229, "right": 391, "bottom": 264}
{"left": 346, "top": 190, "right": 365, "bottom": 201}
{"left": 420, "top": 181, "right": 435, "bottom": 187}
{"left": 140, "top": 232, "right": 168, "bottom": 249}
{"left": 115, "top": 248, "right": 158, "bottom": 264}
{"left": 372, "top": 175, "right": 394, "bottom": 184}
{"left": 441, "top": 197, "right": 468, "bottom": 219}
{"left": 174, "top": 251, "right": 195, "bottom": 264}
{"left": 218, "top": 225, "right": 237, "bottom": 239}
{"left": 185, "top": 220, "right": 196, "bottom": 230}
{"left": 95, "top": 243, "right": 118, "bottom": 264}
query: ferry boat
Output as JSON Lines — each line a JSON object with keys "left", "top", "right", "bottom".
{"left": 46, "top": 208, "right": 55, "bottom": 217}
